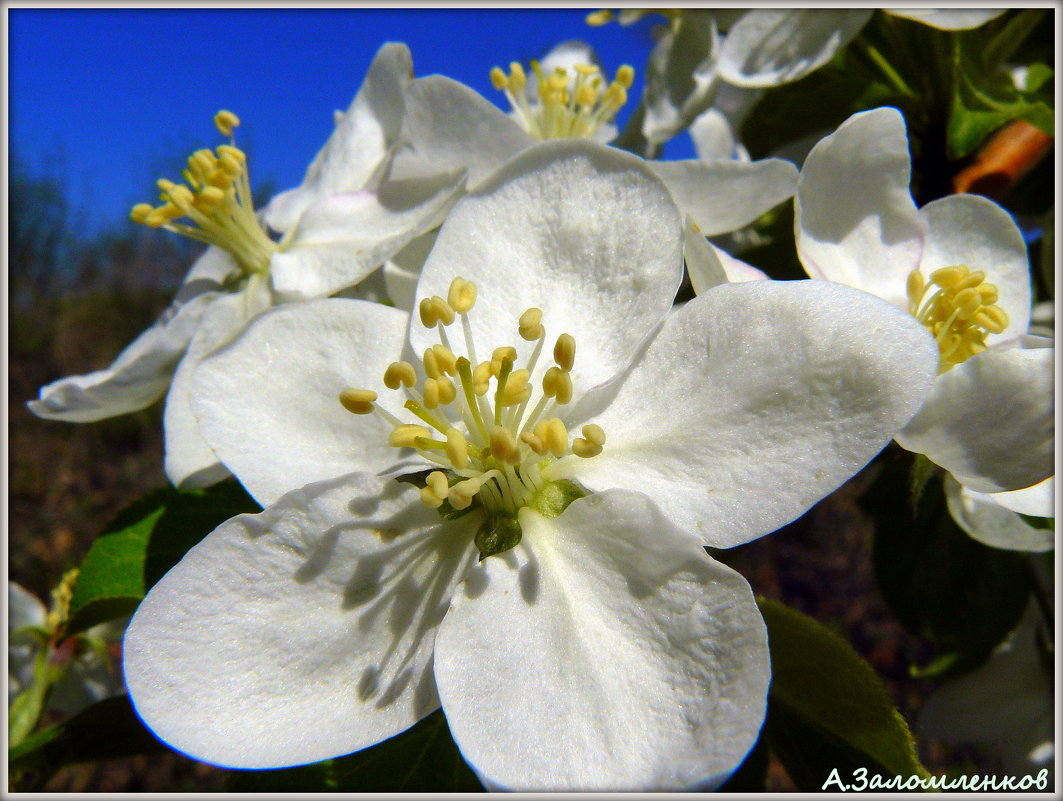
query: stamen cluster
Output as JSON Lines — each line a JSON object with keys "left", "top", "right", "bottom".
{"left": 490, "top": 59, "right": 634, "bottom": 141}
{"left": 129, "top": 110, "right": 277, "bottom": 276}
{"left": 340, "top": 277, "right": 606, "bottom": 517}
{"left": 906, "top": 264, "right": 1009, "bottom": 373}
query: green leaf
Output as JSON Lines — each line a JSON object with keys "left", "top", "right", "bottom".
{"left": 947, "top": 50, "right": 1054, "bottom": 159}
{"left": 66, "top": 480, "right": 259, "bottom": 636}
{"left": 8, "top": 695, "right": 168, "bottom": 791}
{"left": 741, "top": 56, "right": 898, "bottom": 161}
{"left": 759, "top": 598, "right": 929, "bottom": 790}
{"left": 864, "top": 448, "right": 1032, "bottom": 677}
{"left": 475, "top": 514, "right": 522, "bottom": 560}
{"left": 226, "top": 709, "right": 483, "bottom": 791}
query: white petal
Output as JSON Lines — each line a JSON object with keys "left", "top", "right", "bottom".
{"left": 192, "top": 299, "right": 410, "bottom": 507}
{"left": 8, "top": 582, "right": 46, "bottom": 632}
{"left": 554, "top": 280, "right": 938, "bottom": 548}
{"left": 885, "top": 8, "right": 1006, "bottom": 30}
{"left": 689, "top": 108, "right": 740, "bottom": 162}
{"left": 685, "top": 219, "right": 767, "bottom": 295}
{"left": 795, "top": 107, "right": 925, "bottom": 308}
{"left": 410, "top": 140, "right": 682, "bottom": 398}
{"left": 643, "top": 11, "right": 721, "bottom": 145}
{"left": 945, "top": 475, "right": 1054, "bottom": 553}
{"left": 399, "top": 75, "right": 533, "bottom": 189}
{"left": 8, "top": 584, "right": 47, "bottom": 701}
{"left": 383, "top": 230, "right": 437, "bottom": 312}
{"left": 918, "top": 193, "right": 1032, "bottom": 345}
{"left": 124, "top": 472, "right": 477, "bottom": 769}
{"left": 269, "top": 170, "right": 465, "bottom": 301}
{"left": 434, "top": 490, "right": 769, "bottom": 791}
{"left": 988, "top": 476, "right": 1055, "bottom": 518}
{"left": 651, "top": 157, "right": 798, "bottom": 236}
{"left": 897, "top": 346, "right": 1054, "bottom": 493}
{"left": 181, "top": 245, "right": 240, "bottom": 290}
{"left": 164, "top": 279, "right": 273, "bottom": 490}
{"left": 718, "top": 9, "right": 873, "bottom": 88}
{"left": 264, "top": 43, "right": 412, "bottom": 233}
{"left": 28, "top": 290, "right": 221, "bottom": 423}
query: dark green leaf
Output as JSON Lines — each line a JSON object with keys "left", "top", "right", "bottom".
{"left": 864, "top": 448, "right": 1032, "bottom": 677}
{"left": 759, "top": 598, "right": 929, "bottom": 790}
{"left": 66, "top": 480, "right": 260, "bottom": 636}
{"left": 8, "top": 695, "right": 168, "bottom": 791}
{"left": 226, "top": 709, "right": 483, "bottom": 791}
{"left": 741, "top": 57, "right": 898, "bottom": 161}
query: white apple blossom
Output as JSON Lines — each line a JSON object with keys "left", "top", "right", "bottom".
{"left": 124, "top": 141, "right": 937, "bottom": 789}
{"left": 795, "top": 107, "right": 1054, "bottom": 516}
{"left": 394, "top": 41, "right": 798, "bottom": 255}
{"left": 587, "top": 8, "right": 1005, "bottom": 145}
{"left": 28, "top": 42, "right": 465, "bottom": 490}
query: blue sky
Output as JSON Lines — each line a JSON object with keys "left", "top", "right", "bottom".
{"left": 9, "top": 7, "right": 693, "bottom": 235}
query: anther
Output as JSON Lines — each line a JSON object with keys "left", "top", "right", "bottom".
{"left": 389, "top": 424, "right": 431, "bottom": 448}
{"left": 214, "top": 110, "right": 241, "bottom": 137}
{"left": 615, "top": 65, "right": 635, "bottom": 89}
{"left": 446, "top": 428, "right": 470, "bottom": 469}
{"left": 499, "top": 368, "right": 532, "bottom": 406}
{"left": 130, "top": 203, "right": 154, "bottom": 224}
{"left": 339, "top": 388, "right": 377, "bottom": 415}
{"left": 536, "top": 418, "right": 568, "bottom": 457}
{"left": 384, "top": 361, "right": 416, "bottom": 390}
{"left": 449, "top": 477, "right": 483, "bottom": 510}
{"left": 423, "top": 379, "right": 441, "bottom": 409}
{"left": 420, "top": 470, "right": 450, "bottom": 508}
{"left": 554, "top": 333, "right": 576, "bottom": 371}
{"left": 473, "top": 361, "right": 492, "bottom": 395}
{"left": 448, "top": 277, "right": 478, "bottom": 314}
{"left": 520, "top": 430, "right": 546, "bottom": 455}
{"left": 431, "top": 344, "right": 458, "bottom": 376}
{"left": 518, "top": 308, "right": 544, "bottom": 340}
{"left": 490, "top": 66, "right": 509, "bottom": 91}
{"left": 490, "top": 426, "right": 522, "bottom": 464}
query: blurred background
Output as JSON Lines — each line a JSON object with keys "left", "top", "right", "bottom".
{"left": 8, "top": 7, "right": 1024, "bottom": 791}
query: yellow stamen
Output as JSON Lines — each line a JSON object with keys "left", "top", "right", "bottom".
{"left": 389, "top": 424, "right": 431, "bottom": 448}
{"left": 339, "top": 388, "right": 377, "bottom": 415}
{"left": 907, "top": 264, "right": 1010, "bottom": 372}
{"left": 384, "top": 361, "right": 417, "bottom": 390}
{"left": 519, "top": 307, "right": 544, "bottom": 340}
{"left": 214, "top": 109, "right": 241, "bottom": 137}
{"left": 448, "top": 277, "right": 478, "bottom": 314}
{"left": 554, "top": 333, "right": 576, "bottom": 371}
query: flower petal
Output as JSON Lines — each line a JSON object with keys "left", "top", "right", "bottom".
{"left": 987, "top": 475, "right": 1055, "bottom": 518}
{"left": 264, "top": 43, "right": 412, "bottom": 233}
{"left": 554, "top": 280, "right": 938, "bottom": 548}
{"left": 885, "top": 8, "right": 1005, "bottom": 30}
{"left": 944, "top": 475, "right": 1054, "bottom": 553}
{"left": 643, "top": 10, "right": 720, "bottom": 145}
{"left": 897, "top": 346, "right": 1054, "bottom": 493}
{"left": 684, "top": 218, "right": 767, "bottom": 295}
{"left": 434, "top": 490, "right": 769, "bottom": 791}
{"left": 164, "top": 278, "right": 273, "bottom": 490}
{"left": 795, "top": 107, "right": 925, "bottom": 309}
{"left": 124, "top": 472, "right": 477, "bottom": 769}
{"left": 918, "top": 193, "right": 1032, "bottom": 345}
{"left": 192, "top": 299, "right": 411, "bottom": 507}
{"left": 28, "top": 290, "right": 221, "bottom": 423}
{"left": 410, "top": 140, "right": 683, "bottom": 398}
{"left": 383, "top": 230, "right": 437, "bottom": 312}
{"left": 717, "top": 9, "right": 873, "bottom": 88}
{"left": 269, "top": 170, "right": 465, "bottom": 300}
{"left": 650, "top": 157, "right": 797, "bottom": 236}
{"left": 399, "top": 74, "right": 534, "bottom": 188}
